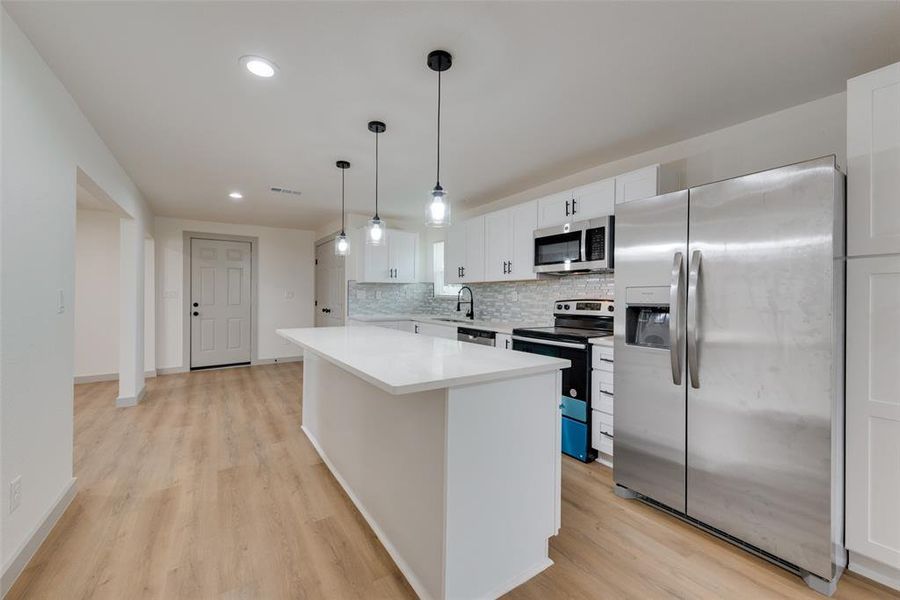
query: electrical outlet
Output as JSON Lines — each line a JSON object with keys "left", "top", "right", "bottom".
{"left": 509, "top": 290, "right": 519, "bottom": 302}
{"left": 9, "top": 476, "right": 22, "bottom": 514}
{"left": 284, "top": 290, "right": 295, "bottom": 300}
{"left": 375, "top": 290, "right": 382, "bottom": 300}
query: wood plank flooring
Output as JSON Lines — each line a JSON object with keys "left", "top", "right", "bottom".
{"left": 7, "top": 363, "right": 897, "bottom": 599}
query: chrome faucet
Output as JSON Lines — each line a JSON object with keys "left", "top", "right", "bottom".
{"left": 456, "top": 286, "right": 474, "bottom": 320}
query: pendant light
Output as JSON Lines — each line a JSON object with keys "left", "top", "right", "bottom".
{"left": 334, "top": 160, "right": 350, "bottom": 256}
{"left": 366, "top": 120, "right": 387, "bottom": 245}
{"left": 425, "top": 50, "right": 452, "bottom": 227}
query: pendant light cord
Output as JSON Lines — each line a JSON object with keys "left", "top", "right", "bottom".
{"left": 340, "top": 167, "right": 345, "bottom": 232}
{"left": 374, "top": 131, "right": 379, "bottom": 218}
{"left": 436, "top": 70, "right": 441, "bottom": 186}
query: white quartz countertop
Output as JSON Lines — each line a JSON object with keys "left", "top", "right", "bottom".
{"left": 589, "top": 336, "right": 614, "bottom": 346}
{"left": 347, "top": 314, "right": 550, "bottom": 335}
{"left": 277, "top": 326, "right": 570, "bottom": 395}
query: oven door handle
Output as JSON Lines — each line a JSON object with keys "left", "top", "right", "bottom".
{"left": 511, "top": 336, "right": 587, "bottom": 350}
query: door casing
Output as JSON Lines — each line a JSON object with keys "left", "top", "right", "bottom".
{"left": 181, "top": 231, "right": 258, "bottom": 370}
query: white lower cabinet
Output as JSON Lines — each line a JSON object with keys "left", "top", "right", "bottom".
{"left": 496, "top": 333, "right": 512, "bottom": 350}
{"left": 413, "top": 321, "right": 457, "bottom": 340}
{"left": 846, "top": 256, "right": 900, "bottom": 579}
{"left": 591, "top": 342, "right": 614, "bottom": 465}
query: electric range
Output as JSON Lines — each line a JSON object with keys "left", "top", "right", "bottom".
{"left": 512, "top": 299, "right": 614, "bottom": 462}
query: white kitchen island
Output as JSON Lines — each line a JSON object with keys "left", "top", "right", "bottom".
{"left": 276, "top": 326, "right": 569, "bottom": 600}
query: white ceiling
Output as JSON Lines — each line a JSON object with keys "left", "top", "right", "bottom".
{"left": 7, "top": 1, "right": 900, "bottom": 231}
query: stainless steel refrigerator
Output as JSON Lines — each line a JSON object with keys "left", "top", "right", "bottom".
{"left": 613, "top": 156, "right": 846, "bottom": 595}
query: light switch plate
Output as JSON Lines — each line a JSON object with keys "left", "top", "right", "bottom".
{"left": 284, "top": 290, "right": 295, "bottom": 300}
{"left": 57, "top": 289, "right": 65, "bottom": 314}
{"left": 9, "top": 476, "right": 21, "bottom": 514}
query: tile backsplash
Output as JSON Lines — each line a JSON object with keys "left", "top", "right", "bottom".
{"left": 348, "top": 273, "right": 615, "bottom": 324}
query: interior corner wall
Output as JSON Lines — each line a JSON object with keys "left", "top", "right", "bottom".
{"left": 154, "top": 217, "right": 316, "bottom": 370}
{"left": 1, "top": 9, "right": 154, "bottom": 584}
{"left": 74, "top": 209, "right": 120, "bottom": 377}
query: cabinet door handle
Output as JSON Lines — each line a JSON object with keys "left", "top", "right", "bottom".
{"left": 502, "top": 261, "right": 507, "bottom": 274}
{"left": 461, "top": 266, "right": 465, "bottom": 277}
{"left": 505, "top": 339, "right": 510, "bottom": 349}
{"left": 572, "top": 198, "right": 577, "bottom": 214}
{"left": 565, "top": 200, "right": 570, "bottom": 216}
{"left": 508, "top": 260, "right": 512, "bottom": 273}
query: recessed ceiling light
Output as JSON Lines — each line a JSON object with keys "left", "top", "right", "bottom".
{"left": 229, "top": 191, "right": 243, "bottom": 200}
{"left": 240, "top": 55, "right": 277, "bottom": 78}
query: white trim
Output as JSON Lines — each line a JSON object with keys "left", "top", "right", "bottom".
{"left": 301, "top": 425, "right": 435, "bottom": 600}
{"left": 251, "top": 356, "right": 303, "bottom": 366}
{"left": 116, "top": 385, "right": 146, "bottom": 408}
{"left": 156, "top": 366, "right": 188, "bottom": 375}
{"left": 1, "top": 478, "right": 77, "bottom": 597}
{"left": 74, "top": 369, "right": 157, "bottom": 384}
{"left": 482, "top": 556, "right": 554, "bottom": 600}
{"left": 849, "top": 552, "right": 900, "bottom": 591}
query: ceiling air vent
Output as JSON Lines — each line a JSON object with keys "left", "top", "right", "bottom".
{"left": 270, "top": 187, "right": 302, "bottom": 196}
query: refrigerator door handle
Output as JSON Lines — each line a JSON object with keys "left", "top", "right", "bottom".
{"left": 669, "top": 252, "right": 684, "bottom": 385}
{"left": 687, "top": 249, "right": 702, "bottom": 388}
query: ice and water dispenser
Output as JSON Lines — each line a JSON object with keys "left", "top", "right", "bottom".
{"left": 624, "top": 287, "right": 671, "bottom": 349}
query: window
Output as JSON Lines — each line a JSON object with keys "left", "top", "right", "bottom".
{"left": 433, "top": 241, "right": 462, "bottom": 297}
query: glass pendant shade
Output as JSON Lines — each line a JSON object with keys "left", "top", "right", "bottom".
{"left": 366, "top": 216, "right": 386, "bottom": 246}
{"left": 334, "top": 231, "right": 349, "bottom": 256}
{"left": 425, "top": 185, "right": 451, "bottom": 227}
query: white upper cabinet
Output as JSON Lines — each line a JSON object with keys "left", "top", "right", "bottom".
{"left": 444, "top": 216, "right": 485, "bottom": 283}
{"left": 572, "top": 178, "right": 616, "bottom": 220}
{"left": 537, "top": 192, "right": 574, "bottom": 228}
{"left": 848, "top": 61, "right": 900, "bottom": 257}
{"left": 388, "top": 230, "right": 417, "bottom": 283}
{"left": 615, "top": 164, "right": 660, "bottom": 205}
{"left": 356, "top": 228, "right": 418, "bottom": 283}
{"left": 538, "top": 179, "right": 615, "bottom": 228}
{"left": 483, "top": 200, "right": 538, "bottom": 282}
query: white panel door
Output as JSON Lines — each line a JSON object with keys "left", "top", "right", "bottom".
{"left": 315, "top": 241, "right": 344, "bottom": 327}
{"left": 483, "top": 209, "right": 511, "bottom": 282}
{"left": 847, "top": 255, "right": 900, "bottom": 567}
{"left": 190, "top": 238, "right": 252, "bottom": 368}
{"left": 444, "top": 222, "right": 466, "bottom": 284}
{"left": 848, "top": 62, "right": 900, "bottom": 257}
{"left": 614, "top": 165, "right": 660, "bottom": 205}
{"left": 462, "top": 216, "right": 485, "bottom": 282}
{"left": 572, "top": 178, "right": 615, "bottom": 219}
{"left": 510, "top": 200, "right": 538, "bottom": 280}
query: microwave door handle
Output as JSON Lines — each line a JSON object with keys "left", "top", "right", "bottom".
{"left": 580, "top": 229, "right": 587, "bottom": 263}
{"left": 687, "top": 250, "right": 702, "bottom": 389}
{"left": 669, "top": 252, "right": 684, "bottom": 386}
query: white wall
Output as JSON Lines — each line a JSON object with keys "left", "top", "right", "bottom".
{"left": 74, "top": 210, "right": 120, "bottom": 377}
{"left": 155, "top": 217, "right": 316, "bottom": 370}
{"left": 1, "top": 10, "right": 154, "bottom": 587}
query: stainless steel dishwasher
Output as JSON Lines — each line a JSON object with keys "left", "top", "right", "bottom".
{"left": 457, "top": 326, "right": 496, "bottom": 347}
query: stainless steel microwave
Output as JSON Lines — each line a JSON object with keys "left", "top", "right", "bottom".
{"left": 533, "top": 216, "right": 614, "bottom": 274}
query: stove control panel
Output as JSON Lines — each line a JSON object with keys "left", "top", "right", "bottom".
{"left": 554, "top": 299, "right": 614, "bottom": 317}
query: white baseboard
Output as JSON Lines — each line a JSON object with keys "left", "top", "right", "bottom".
{"left": 251, "top": 356, "right": 303, "bottom": 366}
{"left": 116, "top": 385, "right": 146, "bottom": 408}
{"left": 1, "top": 478, "right": 77, "bottom": 597}
{"left": 849, "top": 552, "right": 900, "bottom": 591}
{"left": 156, "top": 366, "right": 188, "bottom": 375}
{"left": 74, "top": 370, "right": 157, "bottom": 384}
{"left": 74, "top": 372, "right": 118, "bottom": 384}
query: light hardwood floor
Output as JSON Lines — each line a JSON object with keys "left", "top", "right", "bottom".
{"left": 8, "top": 363, "right": 897, "bottom": 599}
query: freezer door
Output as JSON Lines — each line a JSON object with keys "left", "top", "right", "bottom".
{"left": 685, "top": 157, "right": 842, "bottom": 579}
{"left": 613, "top": 190, "right": 688, "bottom": 512}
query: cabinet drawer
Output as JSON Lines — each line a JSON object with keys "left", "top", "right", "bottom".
{"left": 593, "top": 369, "right": 614, "bottom": 394}
{"left": 592, "top": 344, "right": 614, "bottom": 366}
{"left": 591, "top": 425, "right": 614, "bottom": 456}
{"left": 595, "top": 391, "right": 614, "bottom": 415}
{"left": 593, "top": 409, "right": 614, "bottom": 436}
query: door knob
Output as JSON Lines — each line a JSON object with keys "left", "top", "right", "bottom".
{"left": 192, "top": 302, "right": 198, "bottom": 307}
{"left": 192, "top": 311, "right": 199, "bottom": 316}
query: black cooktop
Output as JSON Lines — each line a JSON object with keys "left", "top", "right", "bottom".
{"left": 512, "top": 325, "right": 613, "bottom": 344}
